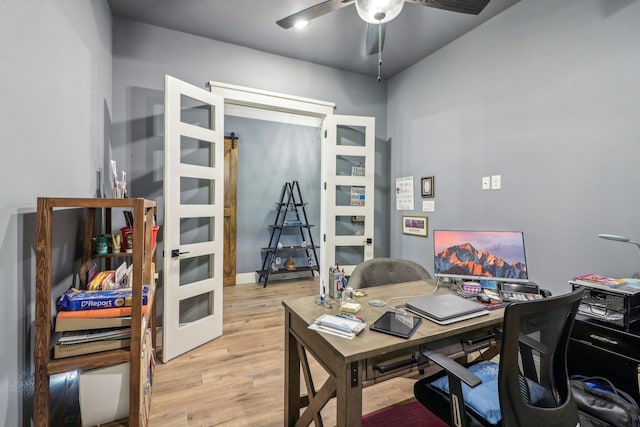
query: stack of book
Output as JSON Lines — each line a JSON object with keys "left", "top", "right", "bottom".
{"left": 54, "top": 285, "right": 153, "bottom": 358}
{"left": 573, "top": 274, "right": 640, "bottom": 294}
{"left": 309, "top": 313, "right": 366, "bottom": 339}
{"left": 54, "top": 328, "right": 131, "bottom": 359}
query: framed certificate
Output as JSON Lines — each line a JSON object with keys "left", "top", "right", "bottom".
{"left": 402, "top": 215, "right": 428, "bottom": 237}
{"left": 421, "top": 176, "right": 434, "bottom": 198}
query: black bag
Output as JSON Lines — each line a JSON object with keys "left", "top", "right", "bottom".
{"left": 571, "top": 375, "right": 640, "bottom": 427}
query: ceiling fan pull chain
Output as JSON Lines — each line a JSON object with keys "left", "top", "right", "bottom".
{"left": 377, "top": 22, "right": 382, "bottom": 82}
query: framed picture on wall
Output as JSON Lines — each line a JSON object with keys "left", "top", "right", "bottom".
{"left": 421, "top": 176, "right": 434, "bottom": 198}
{"left": 402, "top": 215, "right": 428, "bottom": 237}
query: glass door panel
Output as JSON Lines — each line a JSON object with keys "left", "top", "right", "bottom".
{"left": 321, "top": 115, "right": 375, "bottom": 294}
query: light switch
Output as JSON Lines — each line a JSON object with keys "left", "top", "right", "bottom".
{"left": 491, "top": 175, "right": 501, "bottom": 190}
{"left": 482, "top": 176, "right": 490, "bottom": 190}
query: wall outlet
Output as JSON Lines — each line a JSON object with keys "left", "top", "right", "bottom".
{"left": 491, "top": 175, "right": 501, "bottom": 190}
{"left": 482, "top": 176, "right": 491, "bottom": 190}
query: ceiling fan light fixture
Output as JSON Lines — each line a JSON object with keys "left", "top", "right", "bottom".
{"left": 294, "top": 19, "right": 309, "bottom": 29}
{"left": 355, "top": 0, "right": 404, "bottom": 24}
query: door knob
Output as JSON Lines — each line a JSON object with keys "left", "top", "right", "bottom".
{"left": 171, "top": 249, "right": 190, "bottom": 258}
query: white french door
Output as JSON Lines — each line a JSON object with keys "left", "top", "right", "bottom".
{"left": 163, "top": 75, "right": 224, "bottom": 363}
{"left": 321, "top": 115, "right": 375, "bottom": 295}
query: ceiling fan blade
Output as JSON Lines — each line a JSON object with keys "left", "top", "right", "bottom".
{"left": 404, "top": 0, "right": 491, "bottom": 15}
{"left": 365, "top": 23, "right": 386, "bottom": 56}
{"left": 277, "top": 0, "right": 355, "bottom": 29}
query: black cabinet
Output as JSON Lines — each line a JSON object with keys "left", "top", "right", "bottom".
{"left": 568, "top": 314, "right": 640, "bottom": 404}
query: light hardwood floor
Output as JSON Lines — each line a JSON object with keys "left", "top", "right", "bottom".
{"left": 146, "top": 277, "right": 417, "bottom": 427}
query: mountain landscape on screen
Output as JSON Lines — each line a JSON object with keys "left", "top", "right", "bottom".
{"left": 435, "top": 242, "right": 528, "bottom": 279}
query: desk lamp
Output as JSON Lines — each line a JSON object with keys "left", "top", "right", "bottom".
{"left": 598, "top": 234, "right": 640, "bottom": 279}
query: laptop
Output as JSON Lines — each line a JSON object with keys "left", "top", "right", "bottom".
{"left": 405, "top": 294, "right": 490, "bottom": 325}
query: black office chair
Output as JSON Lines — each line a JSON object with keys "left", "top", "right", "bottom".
{"left": 347, "top": 257, "right": 431, "bottom": 289}
{"left": 414, "top": 287, "right": 584, "bottom": 427}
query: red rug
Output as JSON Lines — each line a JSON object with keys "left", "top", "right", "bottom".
{"left": 362, "top": 400, "right": 448, "bottom": 427}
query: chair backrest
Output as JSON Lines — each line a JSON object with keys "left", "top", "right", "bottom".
{"left": 347, "top": 257, "right": 431, "bottom": 289}
{"left": 498, "top": 287, "right": 584, "bottom": 427}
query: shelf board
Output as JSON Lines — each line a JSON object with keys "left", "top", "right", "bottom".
{"left": 256, "top": 266, "right": 319, "bottom": 276}
{"left": 93, "top": 252, "right": 133, "bottom": 258}
{"left": 44, "top": 197, "right": 156, "bottom": 210}
{"left": 270, "top": 224, "right": 314, "bottom": 229}
{"left": 261, "top": 245, "right": 319, "bottom": 252}
{"left": 47, "top": 349, "right": 130, "bottom": 375}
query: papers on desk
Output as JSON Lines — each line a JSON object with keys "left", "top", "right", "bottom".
{"left": 309, "top": 314, "right": 366, "bottom": 339}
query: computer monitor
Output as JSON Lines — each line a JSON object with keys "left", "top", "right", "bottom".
{"left": 433, "top": 230, "right": 529, "bottom": 283}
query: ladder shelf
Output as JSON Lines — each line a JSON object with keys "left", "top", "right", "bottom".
{"left": 256, "top": 181, "right": 320, "bottom": 287}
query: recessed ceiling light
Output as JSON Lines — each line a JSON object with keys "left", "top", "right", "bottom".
{"left": 294, "top": 20, "right": 309, "bottom": 29}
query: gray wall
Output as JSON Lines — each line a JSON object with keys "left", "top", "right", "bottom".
{"left": 225, "top": 116, "right": 321, "bottom": 273}
{"left": 387, "top": 0, "right": 640, "bottom": 295}
{"left": 111, "top": 18, "right": 391, "bottom": 287}
{"left": 0, "top": 1, "right": 112, "bottom": 425}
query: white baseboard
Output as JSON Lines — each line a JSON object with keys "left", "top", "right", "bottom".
{"left": 235, "top": 271, "right": 317, "bottom": 285}
{"left": 236, "top": 272, "right": 258, "bottom": 284}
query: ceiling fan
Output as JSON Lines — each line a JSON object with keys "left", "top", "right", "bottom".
{"left": 277, "top": 0, "right": 491, "bottom": 59}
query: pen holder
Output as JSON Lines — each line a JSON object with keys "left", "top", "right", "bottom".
{"left": 329, "top": 269, "right": 346, "bottom": 299}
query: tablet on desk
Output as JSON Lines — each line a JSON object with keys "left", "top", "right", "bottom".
{"left": 370, "top": 311, "right": 423, "bottom": 339}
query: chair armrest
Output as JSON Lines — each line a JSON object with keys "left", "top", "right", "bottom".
{"left": 422, "top": 350, "right": 482, "bottom": 387}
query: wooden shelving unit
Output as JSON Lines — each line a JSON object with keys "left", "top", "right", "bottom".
{"left": 34, "top": 197, "right": 157, "bottom": 427}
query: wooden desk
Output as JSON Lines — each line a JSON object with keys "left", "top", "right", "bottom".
{"left": 283, "top": 280, "right": 504, "bottom": 427}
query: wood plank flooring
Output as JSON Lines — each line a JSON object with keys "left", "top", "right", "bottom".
{"left": 147, "top": 277, "right": 417, "bottom": 427}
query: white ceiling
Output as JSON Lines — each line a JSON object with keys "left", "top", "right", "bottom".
{"left": 108, "top": 0, "right": 521, "bottom": 79}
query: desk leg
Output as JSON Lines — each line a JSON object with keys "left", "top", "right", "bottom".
{"left": 335, "top": 360, "right": 363, "bottom": 427}
{"left": 298, "top": 343, "right": 324, "bottom": 426}
{"left": 285, "top": 311, "right": 301, "bottom": 426}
